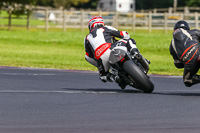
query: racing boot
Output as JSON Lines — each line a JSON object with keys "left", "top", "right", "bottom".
{"left": 112, "top": 75, "right": 127, "bottom": 89}
{"left": 108, "top": 74, "right": 127, "bottom": 89}
{"left": 99, "top": 74, "right": 109, "bottom": 83}
{"left": 99, "top": 73, "right": 127, "bottom": 89}
{"left": 118, "top": 81, "right": 127, "bottom": 89}
{"left": 184, "top": 74, "right": 200, "bottom": 87}
{"left": 99, "top": 73, "right": 118, "bottom": 82}
{"left": 192, "top": 74, "right": 200, "bottom": 85}
{"left": 99, "top": 73, "right": 113, "bottom": 83}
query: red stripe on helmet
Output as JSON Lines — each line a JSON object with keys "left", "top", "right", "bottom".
{"left": 88, "top": 16, "right": 103, "bottom": 23}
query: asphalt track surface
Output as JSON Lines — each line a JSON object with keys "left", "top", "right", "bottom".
{"left": 0, "top": 67, "right": 200, "bottom": 133}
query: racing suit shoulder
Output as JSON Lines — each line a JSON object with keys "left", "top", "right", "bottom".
{"left": 190, "top": 29, "right": 200, "bottom": 43}
{"left": 104, "top": 25, "right": 118, "bottom": 31}
{"left": 190, "top": 29, "right": 200, "bottom": 35}
{"left": 104, "top": 25, "right": 130, "bottom": 39}
{"left": 173, "top": 28, "right": 187, "bottom": 41}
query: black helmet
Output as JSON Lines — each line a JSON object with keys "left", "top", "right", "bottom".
{"left": 174, "top": 20, "right": 190, "bottom": 31}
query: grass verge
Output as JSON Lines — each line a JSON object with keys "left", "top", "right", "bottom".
{"left": 0, "top": 28, "right": 184, "bottom": 75}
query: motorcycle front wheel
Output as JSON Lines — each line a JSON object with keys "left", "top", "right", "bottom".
{"left": 123, "top": 60, "right": 154, "bottom": 93}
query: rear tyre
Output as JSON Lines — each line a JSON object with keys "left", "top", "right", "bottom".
{"left": 123, "top": 60, "right": 154, "bottom": 93}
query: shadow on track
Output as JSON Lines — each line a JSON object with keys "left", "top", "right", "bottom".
{"left": 153, "top": 92, "right": 200, "bottom": 97}
{"left": 62, "top": 88, "right": 200, "bottom": 96}
{"left": 61, "top": 88, "right": 143, "bottom": 93}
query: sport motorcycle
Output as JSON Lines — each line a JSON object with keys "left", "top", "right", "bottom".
{"left": 109, "top": 46, "right": 154, "bottom": 93}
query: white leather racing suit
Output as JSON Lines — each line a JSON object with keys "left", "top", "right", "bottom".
{"left": 84, "top": 25, "right": 137, "bottom": 75}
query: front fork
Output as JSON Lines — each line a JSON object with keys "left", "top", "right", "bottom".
{"left": 133, "top": 54, "right": 150, "bottom": 74}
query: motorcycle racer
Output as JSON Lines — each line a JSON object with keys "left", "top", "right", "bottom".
{"left": 84, "top": 16, "right": 143, "bottom": 89}
{"left": 169, "top": 20, "right": 200, "bottom": 87}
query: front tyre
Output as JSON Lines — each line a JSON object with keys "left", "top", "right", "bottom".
{"left": 123, "top": 60, "right": 154, "bottom": 93}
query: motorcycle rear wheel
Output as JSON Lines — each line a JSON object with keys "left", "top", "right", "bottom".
{"left": 123, "top": 60, "right": 154, "bottom": 93}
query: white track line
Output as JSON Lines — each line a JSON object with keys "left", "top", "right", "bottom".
{"left": 0, "top": 90, "right": 118, "bottom": 94}
{"left": 2, "top": 73, "right": 56, "bottom": 76}
{"left": 0, "top": 89, "right": 199, "bottom": 94}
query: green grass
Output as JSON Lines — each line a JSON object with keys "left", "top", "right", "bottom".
{"left": 0, "top": 28, "right": 184, "bottom": 75}
{"left": 0, "top": 29, "right": 92, "bottom": 69}
{"left": 130, "top": 30, "right": 183, "bottom": 75}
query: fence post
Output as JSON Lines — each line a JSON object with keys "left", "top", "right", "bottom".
{"left": 115, "top": 11, "right": 118, "bottom": 28}
{"left": 184, "top": 6, "right": 189, "bottom": 14}
{"left": 26, "top": 8, "right": 31, "bottom": 31}
{"left": 173, "top": 0, "right": 177, "bottom": 13}
{"left": 63, "top": 9, "right": 66, "bottom": 32}
{"left": 180, "top": 13, "right": 184, "bottom": 20}
{"left": 168, "top": 7, "right": 172, "bottom": 14}
{"left": 81, "top": 10, "right": 84, "bottom": 32}
{"left": 195, "top": 12, "right": 199, "bottom": 29}
{"left": 98, "top": 10, "right": 102, "bottom": 16}
{"left": 153, "top": 8, "right": 157, "bottom": 13}
{"left": 132, "top": 11, "right": 136, "bottom": 32}
{"left": 148, "top": 11, "right": 152, "bottom": 33}
{"left": 45, "top": 8, "right": 49, "bottom": 32}
{"left": 164, "top": 12, "right": 168, "bottom": 33}
{"left": 27, "top": 13, "right": 30, "bottom": 31}
{"left": 8, "top": 7, "right": 12, "bottom": 31}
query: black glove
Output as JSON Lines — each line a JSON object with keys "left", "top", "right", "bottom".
{"left": 130, "top": 48, "right": 140, "bottom": 56}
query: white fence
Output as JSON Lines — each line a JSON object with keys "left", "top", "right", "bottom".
{"left": 1, "top": 8, "right": 200, "bottom": 32}
{"left": 37, "top": 9, "right": 200, "bottom": 32}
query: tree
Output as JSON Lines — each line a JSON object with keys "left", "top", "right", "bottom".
{"left": 36, "top": 0, "right": 54, "bottom": 7}
{"left": 186, "top": 0, "right": 200, "bottom": 7}
{"left": 136, "top": 0, "right": 174, "bottom": 10}
{"left": 53, "top": 0, "right": 68, "bottom": 9}
{"left": 73, "top": 0, "right": 98, "bottom": 9}
{"left": 35, "top": 0, "right": 97, "bottom": 9}
{"left": 0, "top": 0, "right": 37, "bottom": 30}
{"left": 135, "top": 0, "right": 189, "bottom": 10}
{"left": 53, "top": 0, "right": 90, "bottom": 9}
